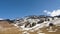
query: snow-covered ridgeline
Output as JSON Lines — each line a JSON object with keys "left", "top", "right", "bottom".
{"left": 13, "top": 15, "right": 60, "bottom": 31}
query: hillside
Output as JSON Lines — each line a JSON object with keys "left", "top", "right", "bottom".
{"left": 0, "top": 15, "right": 60, "bottom": 34}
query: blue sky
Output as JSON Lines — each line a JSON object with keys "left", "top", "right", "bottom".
{"left": 0, "top": 0, "right": 60, "bottom": 19}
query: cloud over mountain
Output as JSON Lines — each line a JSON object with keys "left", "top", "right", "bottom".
{"left": 44, "top": 9, "right": 60, "bottom": 17}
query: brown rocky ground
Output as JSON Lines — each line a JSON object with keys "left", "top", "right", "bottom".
{"left": 0, "top": 21, "right": 60, "bottom": 34}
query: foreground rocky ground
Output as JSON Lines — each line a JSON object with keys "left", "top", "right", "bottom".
{"left": 0, "top": 21, "right": 60, "bottom": 34}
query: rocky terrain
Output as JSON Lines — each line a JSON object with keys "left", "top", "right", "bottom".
{"left": 0, "top": 15, "right": 60, "bottom": 34}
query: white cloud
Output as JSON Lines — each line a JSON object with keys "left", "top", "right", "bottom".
{"left": 44, "top": 9, "right": 60, "bottom": 17}
{"left": 43, "top": 10, "right": 51, "bottom": 15}
{"left": 44, "top": 10, "right": 48, "bottom": 13}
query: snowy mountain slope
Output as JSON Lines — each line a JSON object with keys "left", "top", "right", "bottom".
{"left": 0, "top": 15, "right": 60, "bottom": 34}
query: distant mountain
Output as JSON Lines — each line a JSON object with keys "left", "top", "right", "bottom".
{"left": 54, "top": 15, "right": 60, "bottom": 18}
